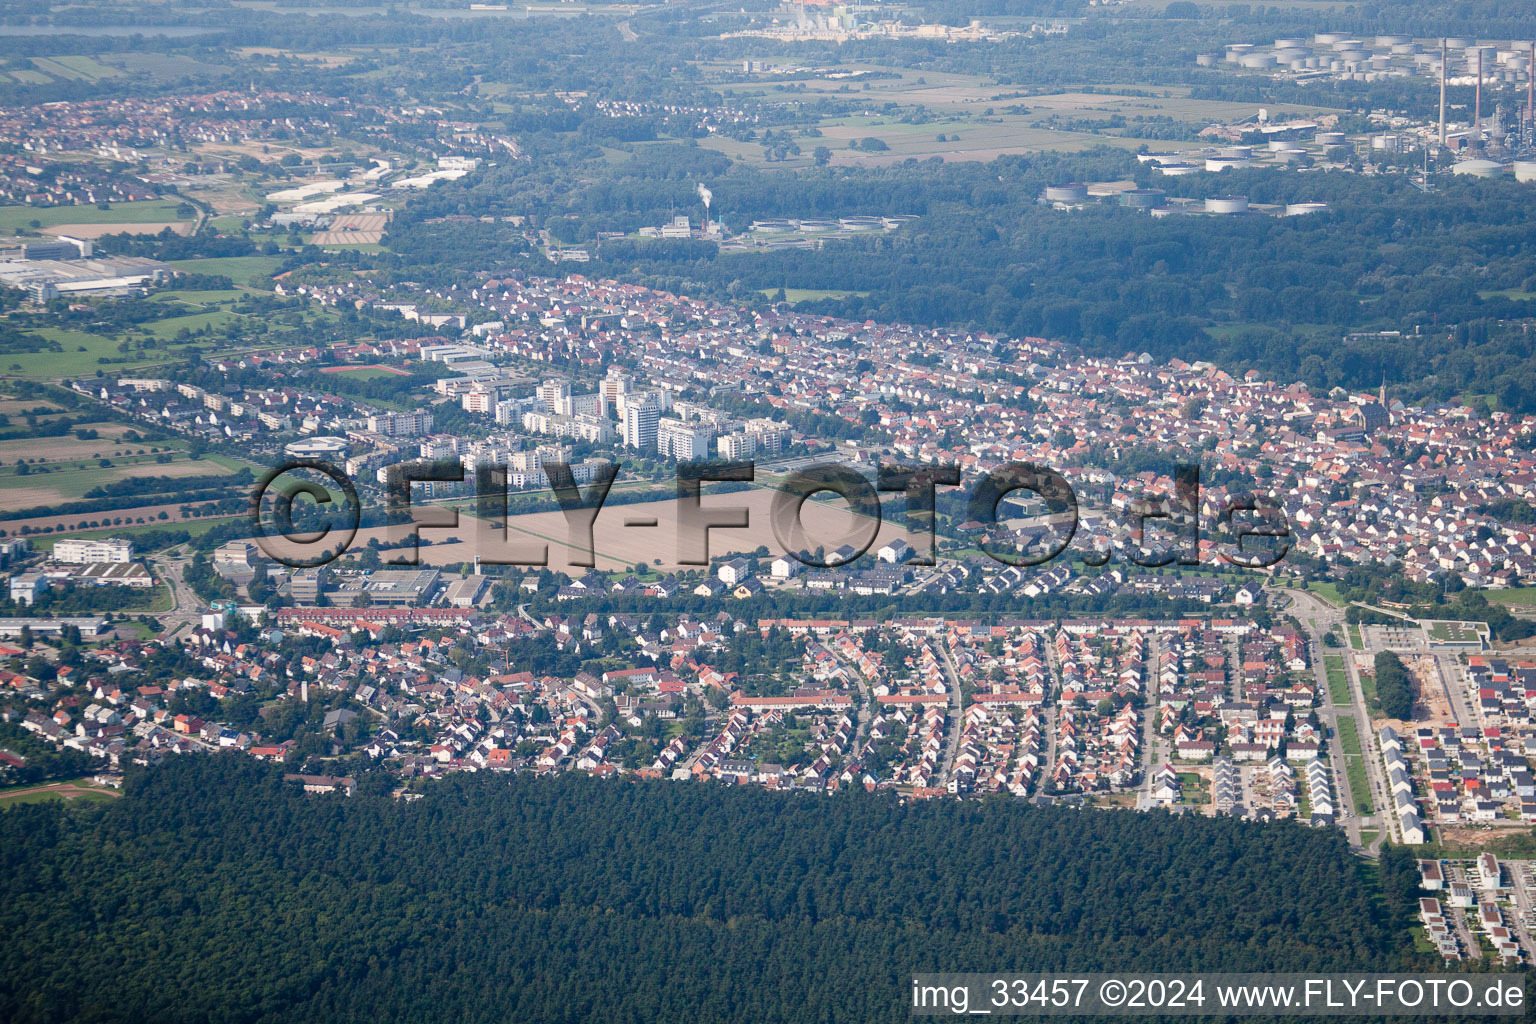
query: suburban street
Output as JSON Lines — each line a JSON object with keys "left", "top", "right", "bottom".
{"left": 1278, "top": 587, "right": 1392, "bottom": 854}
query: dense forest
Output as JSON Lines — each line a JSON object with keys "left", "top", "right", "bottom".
{"left": 0, "top": 757, "right": 1429, "bottom": 1023}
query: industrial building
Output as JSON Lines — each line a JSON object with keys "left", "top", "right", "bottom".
{"left": 53, "top": 537, "right": 133, "bottom": 564}
{"left": 335, "top": 568, "right": 442, "bottom": 607}
{"left": 0, "top": 255, "right": 168, "bottom": 301}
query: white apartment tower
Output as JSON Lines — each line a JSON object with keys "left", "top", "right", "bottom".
{"left": 624, "top": 400, "right": 660, "bottom": 452}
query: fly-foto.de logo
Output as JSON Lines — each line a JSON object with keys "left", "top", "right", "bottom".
{"left": 245, "top": 458, "right": 1289, "bottom": 571}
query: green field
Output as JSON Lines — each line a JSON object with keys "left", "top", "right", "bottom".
{"left": 0, "top": 199, "right": 190, "bottom": 233}
{"left": 1324, "top": 655, "right": 1349, "bottom": 706}
{"left": 167, "top": 255, "right": 286, "bottom": 283}
{"left": 1335, "top": 716, "right": 1373, "bottom": 814}
{"left": 1347, "top": 624, "right": 1363, "bottom": 651}
{"left": 31, "top": 512, "right": 237, "bottom": 552}
{"left": 3, "top": 282, "right": 321, "bottom": 378}
{"left": 1360, "top": 669, "right": 1380, "bottom": 716}
{"left": 31, "top": 56, "right": 120, "bottom": 82}
{"left": 1306, "top": 581, "right": 1345, "bottom": 606}
{"left": 152, "top": 289, "right": 249, "bottom": 304}
{"left": 1, "top": 328, "right": 175, "bottom": 378}
{"left": 0, "top": 780, "right": 119, "bottom": 807}
{"left": 140, "top": 310, "right": 242, "bottom": 340}
{"left": 0, "top": 453, "right": 235, "bottom": 502}
{"left": 326, "top": 366, "right": 405, "bottom": 380}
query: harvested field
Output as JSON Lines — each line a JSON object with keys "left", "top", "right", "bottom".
{"left": 330, "top": 213, "right": 389, "bottom": 231}
{"left": 259, "top": 486, "right": 912, "bottom": 572}
{"left": 44, "top": 221, "right": 194, "bottom": 239}
{"left": 312, "top": 230, "right": 384, "bottom": 244}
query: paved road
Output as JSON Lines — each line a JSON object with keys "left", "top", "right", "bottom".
{"left": 153, "top": 552, "right": 206, "bottom": 635}
{"left": 1277, "top": 587, "right": 1393, "bottom": 854}
{"left": 937, "top": 639, "right": 964, "bottom": 781}
{"left": 1137, "top": 632, "right": 1162, "bottom": 809}
{"left": 818, "top": 640, "right": 875, "bottom": 755}
{"left": 1445, "top": 863, "right": 1484, "bottom": 959}
{"left": 1504, "top": 861, "right": 1536, "bottom": 961}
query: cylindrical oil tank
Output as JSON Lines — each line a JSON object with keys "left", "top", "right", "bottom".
{"left": 1453, "top": 159, "right": 1505, "bottom": 178}
{"left": 1205, "top": 156, "right": 1251, "bottom": 171}
{"left": 1371, "top": 134, "right": 1400, "bottom": 152}
{"left": 1314, "top": 33, "right": 1342, "bottom": 45}
{"left": 1155, "top": 162, "right": 1198, "bottom": 176}
{"left": 1196, "top": 52, "right": 1218, "bottom": 67}
{"left": 1275, "top": 38, "right": 1305, "bottom": 49}
{"left": 1315, "top": 131, "right": 1347, "bottom": 147}
{"left": 1274, "top": 148, "right": 1307, "bottom": 163}
{"left": 1206, "top": 195, "right": 1249, "bottom": 214}
{"left": 1043, "top": 183, "right": 1088, "bottom": 202}
{"left": 1285, "top": 202, "right": 1328, "bottom": 215}
{"left": 1332, "top": 38, "right": 1362, "bottom": 50}
{"left": 1445, "top": 37, "right": 1472, "bottom": 49}
{"left": 1122, "top": 188, "right": 1166, "bottom": 209}
{"left": 1515, "top": 161, "right": 1536, "bottom": 183}
{"left": 1391, "top": 43, "right": 1418, "bottom": 55}
{"left": 1220, "top": 145, "right": 1253, "bottom": 159}
{"left": 1375, "top": 35, "right": 1409, "bottom": 47}
{"left": 1239, "top": 53, "right": 1271, "bottom": 68}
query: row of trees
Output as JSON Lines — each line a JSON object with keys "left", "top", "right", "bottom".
{"left": 1374, "top": 651, "right": 1414, "bottom": 721}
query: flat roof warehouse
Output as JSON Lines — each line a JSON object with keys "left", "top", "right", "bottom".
{"left": 0, "top": 255, "right": 169, "bottom": 300}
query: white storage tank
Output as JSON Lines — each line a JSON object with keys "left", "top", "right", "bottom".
{"left": 1206, "top": 194, "right": 1249, "bottom": 214}
{"left": 1239, "top": 53, "right": 1271, "bottom": 69}
{"left": 1375, "top": 35, "right": 1410, "bottom": 47}
{"left": 1391, "top": 43, "right": 1418, "bottom": 55}
{"left": 1315, "top": 131, "right": 1348, "bottom": 147}
{"left": 1285, "top": 202, "right": 1328, "bottom": 215}
{"left": 1453, "top": 159, "right": 1505, "bottom": 178}
{"left": 1205, "top": 156, "right": 1251, "bottom": 171}
{"left": 1274, "top": 148, "right": 1307, "bottom": 163}
{"left": 1043, "top": 183, "right": 1088, "bottom": 202}
{"left": 1445, "top": 37, "right": 1472, "bottom": 49}
{"left": 1155, "top": 162, "right": 1198, "bottom": 176}
{"left": 1220, "top": 145, "right": 1253, "bottom": 159}
{"left": 1512, "top": 161, "right": 1536, "bottom": 182}
{"left": 1314, "top": 33, "right": 1342, "bottom": 45}
{"left": 1371, "top": 134, "right": 1401, "bottom": 152}
{"left": 1275, "top": 38, "right": 1305, "bottom": 49}
{"left": 1196, "top": 52, "right": 1218, "bottom": 67}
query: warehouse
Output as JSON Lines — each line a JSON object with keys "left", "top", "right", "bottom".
{"left": 0, "top": 255, "right": 168, "bottom": 300}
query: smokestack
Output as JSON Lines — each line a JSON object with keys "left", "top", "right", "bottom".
{"left": 1440, "top": 38, "right": 1447, "bottom": 148}
{"left": 1476, "top": 47, "right": 1483, "bottom": 134}
{"left": 1529, "top": 42, "right": 1534, "bottom": 133}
